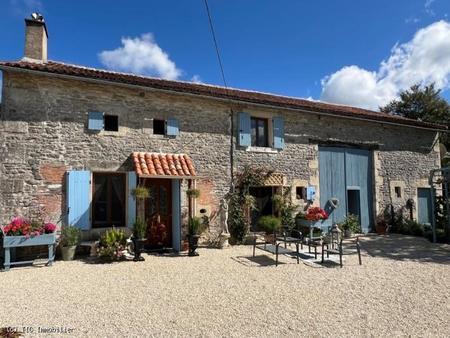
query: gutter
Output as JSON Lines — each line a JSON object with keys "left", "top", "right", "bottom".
{"left": 0, "top": 65, "right": 446, "bottom": 133}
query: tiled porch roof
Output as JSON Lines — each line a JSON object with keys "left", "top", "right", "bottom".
{"left": 132, "top": 152, "right": 196, "bottom": 177}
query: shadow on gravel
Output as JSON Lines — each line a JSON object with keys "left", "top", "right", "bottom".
{"left": 231, "top": 255, "right": 286, "bottom": 267}
{"left": 361, "top": 234, "right": 450, "bottom": 265}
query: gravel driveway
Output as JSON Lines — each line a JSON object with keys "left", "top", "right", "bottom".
{"left": 1, "top": 235, "right": 449, "bottom": 337}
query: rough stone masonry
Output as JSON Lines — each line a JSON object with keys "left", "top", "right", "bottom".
{"left": 0, "top": 70, "right": 441, "bottom": 232}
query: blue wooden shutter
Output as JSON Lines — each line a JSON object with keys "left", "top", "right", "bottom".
{"left": 238, "top": 112, "right": 251, "bottom": 147}
{"left": 171, "top": 179, "right": 181, "bottom": 252}
{"left": 166, "top": 118, "right": 179, "bottom": 136}
{"left": 272, "top": 116, "right": 284, "bottom": 149}
{"left": 88, "top": 112, "right": 104, "bottom": 130}
{"left": 127, "top": 172, "right": 137, "bottom": 228}
{"left": 66, "top": 170, "right": 91, "bottom": 230}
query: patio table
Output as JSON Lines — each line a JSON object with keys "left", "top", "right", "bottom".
{"left": 252, "top": 234, "right": 302, "bottom": 266}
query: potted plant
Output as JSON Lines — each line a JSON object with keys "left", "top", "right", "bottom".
{"left": 257, "top": 216, "right": 282, "bottom": 244}
{"left": 375, "top": 215, "right": 388, "bottom": 234}
{"left": 97, "top": 227, "right": 128, "bottom": 261}
{"left": 188, "top": 216, "right": 201, "bottom": 256}
{"left": 131, "top": 186, "right": 150, "bottom": 200}
{"left": 338, "top": 214, "right": 361, "bottom": 238}
{"left": 60, "top": 225, "right": 81, "bottom": 261}
{"left": 132, "top": 217, "right": 147, "bottom": 262}
{"left": 186, "top": 188, "right": 201, "bottom": 199}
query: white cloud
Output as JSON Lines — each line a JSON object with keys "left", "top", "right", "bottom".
{"left": 190, "top": 75, "right": 202, "bottom": 83}
{"left": 425, "top": 0, "right": 436, "bottom": 16}
{"left": 99, "top": 33, "right": 181, "bottom": 80}
{"left": 321, "top": 20, "right": 450, "bottom": 110}
{"left": 405, "top": 17, "right": 420, "bottom": 24}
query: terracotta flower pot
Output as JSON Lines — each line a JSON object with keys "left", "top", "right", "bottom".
{"left": 264, "top": 233, "right": 275, "bottom": 244}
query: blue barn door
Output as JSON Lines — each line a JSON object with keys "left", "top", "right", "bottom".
{"left": 417, "top": 188, "right": 432, "bottom": 225}
{"left": 66, "top": 170, "right": 91, "bottom": 230}
{"left": 319, "top": 147, "right": 347, "bottom": 230}
{"left": 319, "top": 147, "right": 373, "bottom": 232}
{"left": 345, "top": 149, "right": 373, "bottom": 232}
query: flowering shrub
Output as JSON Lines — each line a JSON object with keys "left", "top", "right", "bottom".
{"left": 98, "top": 228, "right": 128, "bottom": 260}
{"left": 1, "top": 217, "right": 57, "bottom": 237}
{"left": 297, "top": 207, "right": 329, "bottom": 221}
{"left": 44, "top": 223, "right": 57, "bottom": 234}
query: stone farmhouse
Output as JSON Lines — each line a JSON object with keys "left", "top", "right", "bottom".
{"left": 0, "top": 16, "right": 445, "bottom": 250}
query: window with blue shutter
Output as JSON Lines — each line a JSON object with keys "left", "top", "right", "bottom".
{"left": 238, "top": 112, "right": 251, "bottom": 147}
{"left": 166, "top": 118, "right": 179, "bottom": 137}
{"left": 88, "top": 112, "right": 104, "bottom": 130}
{"left": 66, "top": 170, "right": 91, "bottom": 230}
{"left": 272, "top": 116, "right": 285, "bottom": 150}
{"left": 127, "top": 172, "right": 137, "bottom": 228}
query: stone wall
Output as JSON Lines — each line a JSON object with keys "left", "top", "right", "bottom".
{"left": 0, "top": 70, "right": 441, "bottom": 232}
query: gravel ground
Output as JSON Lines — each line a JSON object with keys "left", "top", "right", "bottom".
{"left": 1, "top": 235, "right": 449, "bottom": 338}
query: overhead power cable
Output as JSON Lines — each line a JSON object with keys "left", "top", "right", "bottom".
{"left": 203, "top": 0, "right": 235, "bottom": 191}
{"left": 203, "top": 0, "right": 229, "bottom": 90}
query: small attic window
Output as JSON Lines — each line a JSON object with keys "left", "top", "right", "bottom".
{"left": 394, "top": 186, "right": 402, "bottom": 198}
{"left": 296, "top": 186, "right": 307, "bottom": 200}
{"left": 104, "top": 114, "right": 119, "bottom": 132}
{"left": 153, "top": 119, "right": 165, "bottom": 135}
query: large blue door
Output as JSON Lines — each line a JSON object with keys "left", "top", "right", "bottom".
{"left": 345, "top": 149, "right": 373, "bottom": 232}
{"left": 417, "top": 188, "right": 432, "bottom": 225}
{"left": 319, "top": 147, "right": 373, "bottom": 232}
{"left": 319, "top": 147, "right": 346, "bottom": 230}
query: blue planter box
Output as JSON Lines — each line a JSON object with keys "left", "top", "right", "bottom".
{"left": 2, "top": 233, "right": 56, "bottom": 271}
{"left": 296, "top": 219, "right": 325, "bottom": 229}
{"left": 296, "top": 219, "right": 326, "bottom": 240}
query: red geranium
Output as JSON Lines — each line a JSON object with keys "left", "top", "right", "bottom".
{"left": 1, "top": 217, "right": 56, "bottom": 236}
{"left": 44, "top": 223, "right": 57, "bottom": 234}
{"left": 305, "top": 207, "right": 329, "bottom": 221}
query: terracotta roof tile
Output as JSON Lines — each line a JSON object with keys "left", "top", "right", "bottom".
{"left": 132, "top": 152, "right": 196, "bottom": 177}
{"left": 0, "top": 60, "right": 446, "bottom": 131}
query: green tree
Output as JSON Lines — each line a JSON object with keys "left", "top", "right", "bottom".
{"left": 380, "top": 83, "right": 450, "bottom": 148}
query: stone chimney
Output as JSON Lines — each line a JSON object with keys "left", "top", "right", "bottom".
{"left": 24, "top": 13, "right": 48, "bottom": 62}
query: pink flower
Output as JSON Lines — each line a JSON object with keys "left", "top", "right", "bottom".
{"left": 44, "top": 223, "right": 57, "bottom": 233}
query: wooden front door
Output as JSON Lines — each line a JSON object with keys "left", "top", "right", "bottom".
{"left": 145, "top": 179, "right": 172, "bottom": 247}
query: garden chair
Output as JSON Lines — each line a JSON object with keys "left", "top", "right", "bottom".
{"left": 321, "top": 236, "right": 362, "bottom": 268}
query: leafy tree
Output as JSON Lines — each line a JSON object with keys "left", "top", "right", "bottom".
{"left": 380, "top": 83, "right": 450, "bottom": 148}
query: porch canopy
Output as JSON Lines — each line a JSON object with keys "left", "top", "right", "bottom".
{"left": 132, "top": 152, "right": 197, "bottom": 178}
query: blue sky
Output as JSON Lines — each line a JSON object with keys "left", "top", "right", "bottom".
{"left": 1, "top": 0, "right": 450, "bottom": 109}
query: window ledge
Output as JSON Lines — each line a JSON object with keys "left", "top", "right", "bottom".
{"left": 245, "top": 146, "right": 279, "bottom": 154}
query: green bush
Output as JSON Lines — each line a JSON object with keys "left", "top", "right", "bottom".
{"left": 257, "top": 216, "right": 282, "bottom": 234}
{"left": 186, "top": 189, "right": 201, "bottom": 199}
{"left": 133, "top": 217, "right": 147, "bottom": 239}
{"left": 398, "top": 220, "right": 424, "bottom": 237}
{"left": 228, "top": 192, "right": 247, "bottom": 242}
{"left": 131, "top": 186, "right": 150, "bottom": 199}
{"left": 189, "top": 216, "right": 202, "bottom": 235}
{"left": 272, "top": 188, "right": 298, "bottom": 230}
{"left": 424, "top": 228, "right": 448, "bottom": 243}
{"left": 98, "top": 228, "right": 128, "bottom": 260}
{"left": 60, "top": 225, "right": 81, "bottom": 247}
{"left": 338, "top": 214, "right": 361, "bottom": 233}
